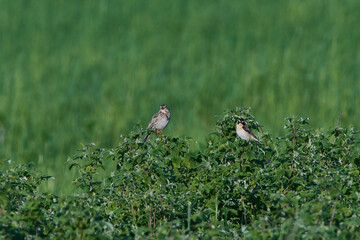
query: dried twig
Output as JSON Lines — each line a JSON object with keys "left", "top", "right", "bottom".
{"left": 257, "top": 123, "right": 268, "bottom": 147}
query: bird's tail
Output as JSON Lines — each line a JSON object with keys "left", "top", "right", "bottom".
{"left": 142, "top": 132, "right": 151, "bottom": 143}
{"left": 252, "top": 135, "right": 263, "bottom": 144}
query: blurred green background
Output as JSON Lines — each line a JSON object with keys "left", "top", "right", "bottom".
{"left": 1, "top": 0, "right": 359, "bottom": 194}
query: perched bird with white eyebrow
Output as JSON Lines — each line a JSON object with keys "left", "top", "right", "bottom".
{"left": 142, "top": 104, "right": 171, "bottom": 143}
{"left": 236, "top": 119, "right": 261, "bottom": 143}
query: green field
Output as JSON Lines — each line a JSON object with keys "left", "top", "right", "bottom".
{"left": 1, "top": 0, "right": 359, "bottom": 195}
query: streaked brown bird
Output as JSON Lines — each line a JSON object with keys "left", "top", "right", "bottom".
{"left": 143, "top": 104, "right": 171, "bottom": 143}
{"left": 236, "top": 119, "right": 261, "bottom": 143}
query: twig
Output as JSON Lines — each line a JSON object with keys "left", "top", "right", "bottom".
{"left": 140, "top": 166, "right": 149, "bottom": 176}
{"left": 220, "top": 122, "right": 229, "bottom": 141}
{"left": 89, "top": 176, "right": 92, "bottom": 192}
{"left": 148, "top": 206, "right": 152, "bottom": 229}
{"left": 329, "top": 195, "right": 338, "bottom": 227}
{"left": 132, "top": 180, "right": 136, "bottom": 192}
{"left": 153, "top": 208, "right": 156, "bottom": 228}
{"left": 336, "top": 112, "right": 342, "bottom": 130}
{"left": 343, "top": 138, "right": 354, "bottom": 166}
{"left": 292, "top": 120, "right": 296, "bottom": 148}
{"left": 242, "top": 199, "right": 247, "bottom": 225}
{"left": 257, "top": 123, "right": 268, "bottom": 147}
{"left": 159, "top": 194, "right": 165, "bottom": 220}
{"left": 220, "top": 125, "right": 226, "bottom": 137}
{"left": 333, "top": 112, "right": 354, "bottom": 166}
{"left": 187, "top": 202, "right": 191, "bottom": 231}
{"left": 333, "top": 112, "right": 342, "bottom": 144}
{"left": 215, "top": 194, "right": 218, "bottom": 221}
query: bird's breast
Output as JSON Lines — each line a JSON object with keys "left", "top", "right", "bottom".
{"left": 236, "top": 128, "right": 250, "bottom": 141}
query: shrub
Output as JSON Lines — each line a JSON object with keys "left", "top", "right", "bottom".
{"left": 1, "top": 108, "right": 359, "bottom": 239}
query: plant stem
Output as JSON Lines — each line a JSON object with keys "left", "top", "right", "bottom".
{"left": 329, "top": 195, "right": 338, "bottom": 227}
{"left": 187, "top": 201, "right": 191, "bottom": 231}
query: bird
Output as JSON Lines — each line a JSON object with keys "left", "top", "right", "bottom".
{"left": 236, "top": 119, "right": 261, "bottom": 143}
{"left": 142, "top": 104, "right": 171, "bottom": 143}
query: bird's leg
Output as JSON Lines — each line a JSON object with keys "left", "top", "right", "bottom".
{"left": 155, "top": 129, "right": 162, "bottom": 135}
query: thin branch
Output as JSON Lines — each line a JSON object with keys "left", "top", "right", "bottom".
{"left": 220, "top": 122, "right": 229, "bottom": 140}
{"left": 132, "top": 180, "right": 136, "bottom": 192}
{"left": 343, "top": 138, "right": 354, "bottom": 166}
{"left": 334, "top": 112, "right": 354, "bottom": 166}
{"left": 140, "top": 166, "right": 149, "bottom": 177}
{"left": 292, "top": 120, "right": 296, "bottom": 148}
{"left": 242, "top": 199, "right": 247, "bottom": 225}
{"left": 257, "top": 123, "right": 268, "bottom": 147}
{"left": 333, "top": 112, "right": 342, "bottom": 144}
{"left": 336, "top": 112, "right": 342, "bottom": 129}
{"left": 187, "top": 201, "right": 191, "bottom": 231}
{"left": 153, "top": 208, "right": 156, "bottom": 228}
{"left": 148, "top": 206, "right": 152, "bottom": 229}
{"left": 159, "top": 194, "right": 165, "bottom": 220}
{"left": 329, "top": 195, "right": 338, "bottom": 227}
{"left": 89, "top": 176, "right": 92, "bottom": 192}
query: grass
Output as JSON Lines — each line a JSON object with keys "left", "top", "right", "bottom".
{"left": 0, "top": 0, "right": 359, "bottom": 195}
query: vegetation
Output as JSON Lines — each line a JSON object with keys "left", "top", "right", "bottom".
{"left": 1, "top": 1, "right": 359, "bottom": 237}
{"left": 1, "top": 0, "right": 360, "bottom": 194}
{"left": 1, "top": 108, "right": 359, "bottom": 239}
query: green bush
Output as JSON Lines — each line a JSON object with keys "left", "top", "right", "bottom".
{"left": 1, "top": 108, "right": 359, "bottom": 239}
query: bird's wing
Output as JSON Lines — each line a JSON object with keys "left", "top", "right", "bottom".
{"left": 147, "top": 112, "right": 161, "bottom": 129}
{"left": 243, "top": 125, "right": 259, "bottom": 141}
